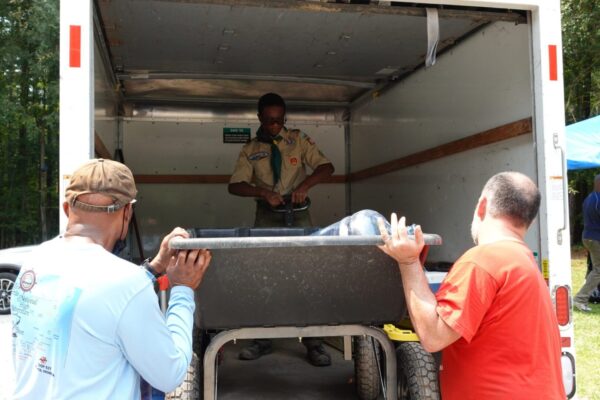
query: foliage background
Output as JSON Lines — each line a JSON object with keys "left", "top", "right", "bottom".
{"left": 0, "top": 0, "right": 59, "bottom": 248}
{"left": 562, "top": 0, "right": 600, "bottom": 243}
{"left": 0, "top": 1, "right": 598, "bottom": 247}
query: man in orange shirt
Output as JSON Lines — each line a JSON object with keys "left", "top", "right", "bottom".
{"left": 378, "top": 172, "right": 566, "bottom": 399}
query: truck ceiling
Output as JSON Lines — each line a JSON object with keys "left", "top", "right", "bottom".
{"left": 94, "top": 0, "right": 527, "bottom": 108}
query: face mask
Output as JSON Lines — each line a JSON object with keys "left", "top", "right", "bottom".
{"left": 112, "top": 239, "right": 126, "bottom": 255}
{"left": 112, "top": 206, "right": 128, "bottom": 255}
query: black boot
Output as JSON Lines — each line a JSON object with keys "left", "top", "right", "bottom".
{"left": 239, "top": 339, "right": 272, "bottom": 360}
{"left": 306, "top": 343, "right": 331, "bottom": 367}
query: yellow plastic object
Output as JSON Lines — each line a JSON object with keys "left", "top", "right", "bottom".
{"left": 384, "top": 324, "right": 419, "bottom": 342}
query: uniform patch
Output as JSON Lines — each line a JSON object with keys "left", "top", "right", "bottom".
{"left": 285, "top": 138, "right": 296, "bottom": 145}
{"left": 302, "top": 133, "right": 316, "bottom": 145}
{"left": 248, "top": 151, "right": 269, "bottom": 161}
{"left": 19, "top": 270, "right": 36, "bottom": 292}
{"left": 290, "top": 157, "right": 298, "bottom": 166}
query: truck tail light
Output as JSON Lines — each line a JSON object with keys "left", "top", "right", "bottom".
{"left": 555, "top": 285, "right": 570, "bottom": 326}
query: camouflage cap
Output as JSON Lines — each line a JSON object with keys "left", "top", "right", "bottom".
{"left": 65, "top": 158, "right": 137, "bottom": 213}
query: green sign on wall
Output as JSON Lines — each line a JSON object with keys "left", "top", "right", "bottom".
{"left": 223, "top": 128, "right": 251, "bottom": 143}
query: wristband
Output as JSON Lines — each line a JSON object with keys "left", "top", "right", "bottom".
{"left": 141, "top": 258, "right": 162, "bottom": 278}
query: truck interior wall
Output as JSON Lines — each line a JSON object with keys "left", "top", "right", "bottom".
{"left": 122, "top": 119, "right": 346, "bottom": 256}
{"left": 348, "top": 21, "right": 539, "bottom": 263}
{"left": 93, "top": 41, "right": 118, "bottom": 158}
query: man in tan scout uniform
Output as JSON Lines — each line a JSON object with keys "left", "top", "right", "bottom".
{"left": 228, "top": 93, "right": 334, "bottom": 366}
{"left": 229, "top": 92, "right": 334, "bottom": 227}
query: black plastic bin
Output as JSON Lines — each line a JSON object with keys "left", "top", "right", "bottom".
{"left": 173, "top": 228, "right": 442, "bottom": 330}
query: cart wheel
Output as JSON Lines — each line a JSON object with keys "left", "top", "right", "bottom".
{"left": 166, "top": 352, "right": 201, "bottom": 400}
{"left": 396, "top": 342, "right": 439, "bottom": 400}
{"left": 353, "top": 336, "right": 382, "bottom": 400}
{"left": 166, "top": 326, "right": 208, "bottom": 400}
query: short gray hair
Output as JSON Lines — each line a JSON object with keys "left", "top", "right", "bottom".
{"left": 482, "top": 172, "right": 541, "bottom": 227}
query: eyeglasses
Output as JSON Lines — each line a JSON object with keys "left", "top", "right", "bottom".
{"left": 261, "top": 116, "right": 286, "bottom": 126}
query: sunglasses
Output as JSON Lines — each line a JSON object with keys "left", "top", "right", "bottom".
{"left": 261, "top": 116, "right": 286, "bottom": 126}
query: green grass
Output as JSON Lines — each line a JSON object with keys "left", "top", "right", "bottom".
{"left": 571, "top": 257, "right": 600, "bottom": 400}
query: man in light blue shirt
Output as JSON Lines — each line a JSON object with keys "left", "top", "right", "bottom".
{"left": 11, "top": 159, "right": 211, "bottom": 399}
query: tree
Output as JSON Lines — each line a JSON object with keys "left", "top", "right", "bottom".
{"left": 562, "top": 0, "right": 600, "bottom": 124}
{"left": 562, "top": 0, "right": 600, "bottom": 244}
{"left": 0, "top": 0, "right": 59, "bottom": 248}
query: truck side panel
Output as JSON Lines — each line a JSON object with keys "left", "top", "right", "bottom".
{"left": 351, "top": 136, "right": 539, "bottom": 262}
{"left": 94, "top": 41, "right": 119, "bottom": 159}
{"left": 349, "top": 21, "right": 536, "bottom": 262}
{"left": 59, "top": 0, "right": 94, "bottom": 229}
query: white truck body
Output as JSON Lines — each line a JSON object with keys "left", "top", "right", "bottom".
{"left": 59, "top": 0, "right": 575, "bottom": 396}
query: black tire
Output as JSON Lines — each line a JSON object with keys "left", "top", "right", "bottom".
{"left": 0, "top": 271, "right": 17, "bottom": 315}
{"left": 166, "top": 326, "right": 209, "bottom": 400}
{"left": 353, "top": 336, "right": 382, "bottom": 400}
{"left": 166, "top": 352, "right": 201, "bottom": 400}
{"left": 396, "top": 342, "right": 440, "bottom": 400}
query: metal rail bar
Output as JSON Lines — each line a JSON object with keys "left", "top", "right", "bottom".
{"left": 202, "top": 325, "right": 398, "bottom": 399}
{"left": 154, "top": 0, "right": 527, "bottom": 23}
{"left": 123, "top": 96, "right": 351, "bottom": 108}
{"left": 117, "top": 72, "right": 377, "bottom": 89}
{"left": 170, "top": 233, "right": 442, "bottom": 249}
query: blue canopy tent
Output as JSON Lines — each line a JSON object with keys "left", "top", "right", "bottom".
{"left": 566, "top": 115, "right": 600, "bottom": 299}
{"left": 566, "top": 115, "right": 600, "bottom": 170}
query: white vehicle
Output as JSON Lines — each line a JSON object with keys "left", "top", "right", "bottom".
{"left": 0, "top": 246, "right": 36, "bottom": 315}
{"left": 58, "top": 0, "right": 575, "bottom": 398}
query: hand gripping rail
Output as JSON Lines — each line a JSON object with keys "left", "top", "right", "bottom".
{"left": 169, "top": 233, "right": 442, "bottom": 250}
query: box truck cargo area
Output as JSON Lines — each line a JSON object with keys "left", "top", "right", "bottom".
{"left": 60, "top": 0, "right": 575, "bottom": 398}
{"left": 93, "top": 2, "right": 535, "bottom": 264}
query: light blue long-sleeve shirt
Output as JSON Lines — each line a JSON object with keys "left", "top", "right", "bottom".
{"left": 11, "top": 238, "right": 195, "bottom": 399}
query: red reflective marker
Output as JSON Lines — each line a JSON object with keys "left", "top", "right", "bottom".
{"left": 549, "top": 45, "right": 557, "bottom": 81}
{"left": 70, "top": 25, "right": 81, "bottom": 68}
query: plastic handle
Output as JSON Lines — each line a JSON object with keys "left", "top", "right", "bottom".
{"left": 157, "top": 275, "right": 169, "bottom": 291}
{"left": 553, "top": 132, "right": 567, "bottom": 245}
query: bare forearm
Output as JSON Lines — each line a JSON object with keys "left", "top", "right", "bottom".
{"left": 298, "top": 163, "right": 334, "bottom": 191}
{"left": 377, "top": 214, "right": 460, "bottom": 352}
{"left": 398, "top": 261, "right": 459, "bottom": 352}
{"left": 228, "top": 182, "right": 267, "bottom": 198}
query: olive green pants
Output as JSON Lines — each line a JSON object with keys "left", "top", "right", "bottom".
{"left": 575, "top": 238, "right": 600, "bottom": 304}
{"left": 254, "top": 201, "right": 312, "bottom": 228}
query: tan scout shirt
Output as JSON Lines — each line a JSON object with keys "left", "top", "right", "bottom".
{"left": 230, "top": 128, "right": 331, "bottom": 195}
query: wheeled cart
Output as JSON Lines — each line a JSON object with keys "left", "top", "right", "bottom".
{"left": 169, "top": 228, "right": 442, "bottom": 399}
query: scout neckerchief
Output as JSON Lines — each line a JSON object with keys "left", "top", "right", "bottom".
{"left": 256, "top": 126, "right": 283, "bottom": 186}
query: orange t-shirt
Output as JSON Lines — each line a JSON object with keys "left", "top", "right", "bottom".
{"left": 435, "top": 240, "right": 566, "bottom": 400}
